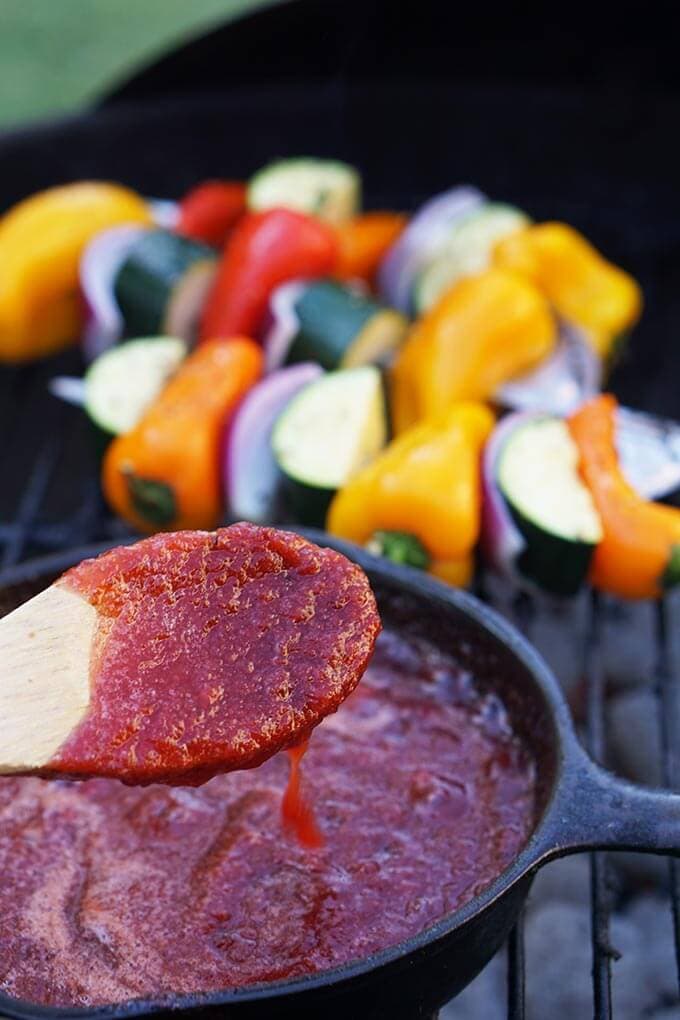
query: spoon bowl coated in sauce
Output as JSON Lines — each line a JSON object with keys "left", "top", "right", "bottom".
{"left": 0, "top": 524, "right": 380, "bottom": 784}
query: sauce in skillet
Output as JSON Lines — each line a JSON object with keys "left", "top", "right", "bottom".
{"left": 0, "top": 629, "right": 535, "bottom": 1007}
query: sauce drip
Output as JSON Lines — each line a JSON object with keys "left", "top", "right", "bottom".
{"left": 282, "top": 741, "right": 323, "bottom": 848}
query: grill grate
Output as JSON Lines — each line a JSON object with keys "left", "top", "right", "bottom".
{"left": 0, "top": 358, "right": 679, "bottom": 1020}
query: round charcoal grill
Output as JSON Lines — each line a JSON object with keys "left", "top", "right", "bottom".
{"left": 0, "top": 2, "right": 679, "bottom": 1017}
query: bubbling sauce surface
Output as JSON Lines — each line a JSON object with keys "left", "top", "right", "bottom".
{"left": 0, "top": 629, "right": 536, "bottom": 1007}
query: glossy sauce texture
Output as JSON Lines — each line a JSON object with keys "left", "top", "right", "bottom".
{"left": 0, "top": 630, "right": 535, "bottom": 1007}
{"left": 51, "top": 524, "right": 380, "bottom": 783}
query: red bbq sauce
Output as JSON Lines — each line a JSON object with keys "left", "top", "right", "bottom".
{"left": 0, "top": 628, "right": 536, "bottom": 1007}
{"left": 282, "top": 741, "right": 323, "bottom": 848}
{"left": 49, "top": 524, "right": 380, "bottom": 784}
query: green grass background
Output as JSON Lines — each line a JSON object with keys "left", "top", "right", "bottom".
{"left": 0, "top": 0, "right": 267, "bottom": 129}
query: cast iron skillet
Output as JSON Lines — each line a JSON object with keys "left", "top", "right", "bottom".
{"left": 0, "top": 534, "right": 678, "bottom": 1020}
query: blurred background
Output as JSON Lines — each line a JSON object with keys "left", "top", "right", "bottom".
{"left": 0, "top": 0, "right": 266, "bottom": 128}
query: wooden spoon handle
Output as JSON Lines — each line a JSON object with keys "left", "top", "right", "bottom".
{"left": 0, "top": 585, "right": 95, "bottom": 773}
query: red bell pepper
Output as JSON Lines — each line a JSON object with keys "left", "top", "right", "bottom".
{"left": 176, "top": 181, "right": 246, "bottom": 247}
{"left": 200, "top": 208, "right": 338, "bottom": 340}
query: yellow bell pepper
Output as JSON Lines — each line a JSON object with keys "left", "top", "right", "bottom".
{"left": 390, "top": 268, "right": 555, "bottom": 433}
{"left": 493, "top": 222, "right": 642, "bottom": 359}
{"left": 327, "top": 401, "right": 495, "bottom": 586}
{"left": 0, "top": 181, "right": 152, "bottom": 362}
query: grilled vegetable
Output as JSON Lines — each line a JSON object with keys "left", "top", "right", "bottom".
{"left": 328, "top": 401, "right": 494, "bottom": 587}
{"left": 200, "top": 209, "right": 338, "bottom": 340}
{"left": 334, "top": 212, "right": 408, "bottom": 286}
{"left": 378, "top": 186, "right": 485, "bottom": 313}
{"left": 248, "top": 158, "right": 360, "bottom": 225}
{"left": 80, "top": 225, "right": 148, "bottom": 362}
{"left": 102, "top": 338, "right": 262, "bottom": 532}
{"left": 568, "top": 395, "right": 680, "bottom": 599}
{"left": 264, "top": 279, "right": 408, "bottom": 371}
{"left": 0, "top": 182, "right": 152, "bottom": 363}
{"left": 492, "top": 414, "right": 602, "bottom": 596}
{"left": 481, "top": 414, "right": 527, "bottom": 588}
{"left": 496, "top": 321, "right": 601, "bottom": 416}
{"left": 414, "top": 203, "right": 529, "bottom": 313}
{"left": 262, "top": 282, "right": 306, "bottom": 371}
{"left": 223, "top": 362, "right": 323, "bottom": 524}
{"left": 176, "top": 180, "right": 246, "bottom": 246}
{"left": 272, "top": 366, "right": 388, "bottom": 525}
{"left": 496, "top": 331, "right": 680, "bottom": 501}
{"left": 114, "top": 230, "right": 216, "bottom": 344}
{"left": 391, "top": 268, "right": 556, "bottom": 433}
{"left": 84, "top": 337, "right": 187, "bottom": 437}
{"left": 494, "top": 222, "right": 642, "bottom": 359}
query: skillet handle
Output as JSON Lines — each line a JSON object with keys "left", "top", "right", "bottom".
{"left": 540, "top": 749, "right": 680, "bottom": 858}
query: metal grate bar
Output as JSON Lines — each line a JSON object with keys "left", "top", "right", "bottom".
{"left": 506, "top": 913, "right": 526, "bottom": 1020}
{"left": 654, "top": 599, "right": 680, "bottom": 996}
{"left": 1, "top": 433, "right": 64, "bottom": 571}
{"left": 584, "top": 593, "right": 614, "bottom": 1020}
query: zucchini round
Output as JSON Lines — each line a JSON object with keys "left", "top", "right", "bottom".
{"left": 248, "top": 158, "right": 361, "bottom": 225}
{"left": 114, "top": 230, "right": 216, "bottom": 343}
{"left": 286, "top": 280, "right": 407, "bottom": 370}
{"left": 414, "top": 204, "right": 530, "bottom": 313}
{"left": 84, "top": 337, "right": 187, "bottom": 436}
{"left": 497, "top": 415, "right": 602, "bottom": 595}
{"left": 272, "top": 366, "right": 388, "bottom": 525}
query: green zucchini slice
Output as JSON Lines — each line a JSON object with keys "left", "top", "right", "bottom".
{"left": 497, "top": 416, "right": 602, "bottom": 595}
{"left": 84, "top": 337, "right": 187, "bottom": 436}
{"left": 114, "top": 229, "right": 216, "bottom": 342}
{"left": 287, "top": 280, "right": 408, "bottom": 370}
{"left": 248, "top": 158, "right": 361, "bottom": 225}
{"left": 414, "top": 204, "right": 530, "bottom": 313}
{"left": 272, "top": 366, "right": 387, "bottom": 525}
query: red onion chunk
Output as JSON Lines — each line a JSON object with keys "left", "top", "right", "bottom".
{"left": 378, "top": 186, "right": 485, "bottom": 313}
{"left": 480, "top": 412, "right": 533, "bottom": 581}
{"left": 616, "top": 407, "right": 680, "bottom": 499}
{"left": 261, "top": 280, "right": 307, "bottom": 369}
{"left": 497, "top": 321, "right": 601, "bottom": 415}
{"left": 223, "top": 362, "right": 323, "bottom": 523}
{"left": 80, "top": 225, "right": 148, "bottom": 362}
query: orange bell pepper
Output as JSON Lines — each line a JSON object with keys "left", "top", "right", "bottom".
{"left": 334, "top": 212, "right": 407, "bottom": 286}
{"left": 102, "top": 338, "right": 262, "bottom": 533}
{"left": 327, "top": 401, "right": 494, "bottom": 586}
{"left": 568, "top": 394, "right": 680, "bottom": 599}
{"left": 390, "top": 268, "right": 556, "bottom": 433}
{"left": 494, "top": 222, "right": 642, "bottom": 359}
{"left": 0, "top": 181, "right": 152, "bottom": 362}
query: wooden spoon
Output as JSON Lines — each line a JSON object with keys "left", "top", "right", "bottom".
{"left": 0, "top": 524, "right": 380, "bottom": 785}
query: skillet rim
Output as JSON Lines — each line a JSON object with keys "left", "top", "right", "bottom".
{"left": 0, "top": 533, "right": 578, "bottom": 1019}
